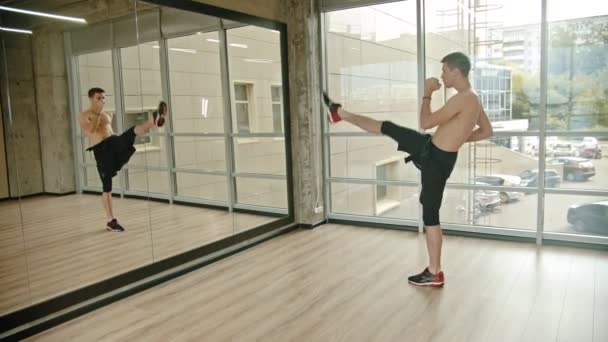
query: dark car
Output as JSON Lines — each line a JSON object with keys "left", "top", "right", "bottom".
{"left": 567, "top": 201, "right": 608, "bottom": 233}
{"left": 518, "top": 169, "right": 561, "bottom": 188}
{"left": 548, "top": 157, "right": 595, "bottom": 181}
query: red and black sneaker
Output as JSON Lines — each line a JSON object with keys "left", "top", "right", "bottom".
{"left": 106, "top": 219, "right": 125, "bottom": 232}
{"left": 407, "top": 267, "right": 445, "bottom": 287}
{"left": 323, "top": 92, "right": 342, "bottom": 124}
{"left": 153, "top": 100, "right": 168, "bottom": 127}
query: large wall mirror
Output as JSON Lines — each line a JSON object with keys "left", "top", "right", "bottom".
{"left": 0, "top": 0, "right": 292, "bottom": 337}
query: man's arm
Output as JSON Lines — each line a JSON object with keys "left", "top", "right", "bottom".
{"left": 78, "top": 111, "right": 95, "bottom": 134}
{"left": 467, "top": 108, "right": 493, "bottom": 142}
{"left": 420, "top": 95, "right": 463, "bottom": 130}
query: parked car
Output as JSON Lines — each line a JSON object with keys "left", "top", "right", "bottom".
{"left": 567, "top": 201, "right": 608, "bottom": 233}
{"left": 474, "top": 186, "right": 502, "bottom": 211}
{"left": 474, "top": 174, "right": 524, "bottom": 203}
{"left": 552, "top": 142, "right": 575, "bottom": 157}
{"left": 518, "top": 169, "right": 561, "bottom": 188}
{"left": 548, "top": 157, "right": 595, "bottom": 181}
{"left": 575, "top": 137, "right": 602, "bottom": 159}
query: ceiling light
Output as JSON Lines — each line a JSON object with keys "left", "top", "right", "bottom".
{"left": 170, "top": 48, "right": 196, "bottom": 54}
{"left": 0, "top": 5, "right": 87, "bottom": 24}
{"left": 153, "top": 46, "right": 197, "bottom": 54}
{"left": 207, "top": 38, "right": 219, "bottom": 43}
{"left": 230, "top": 43, "right": 248, "bottom": 49}
{"left": 0, "top": 26, "right": 32, "bottom": 34}
{"left": 201, "top": 97, "right": 209, "bottom": 118}
{"left": 244, "top": 59, "right": 275, "bottom": 64}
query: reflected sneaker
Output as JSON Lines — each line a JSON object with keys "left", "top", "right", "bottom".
{"left": 106, "top": 219, "right": 125, "bottom": 232}
{"left": 323, "top": 92, "right": 342, "bottom": 123}
{"left": 153, "top": 100, "right": 168, "bottom": 127}
{"left": 408, "top": 267, "right": 445, "bottom": 287}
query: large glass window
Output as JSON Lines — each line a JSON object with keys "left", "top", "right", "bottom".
{"left": 324, "top": 1, "right": 419, "bottom": 218}
{"left": 323, "top": 0, "right": 608, "bottom": 241}
{"left": 227, "top": 25, "right": 288, "bottom": 211}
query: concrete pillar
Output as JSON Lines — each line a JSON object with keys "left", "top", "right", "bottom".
{"left": 284, "top": 0, "right": 325, "bottom": 225}
{"left": 1, "top": 34, "right": 44, "bottom": 197}
{"left": 32, "top": 29, "right": 75, "bottom": 194}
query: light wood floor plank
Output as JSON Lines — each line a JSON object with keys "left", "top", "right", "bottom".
{"left": 594, "top": 252, "right": 608, "bottom": 342}
{"left": 24, "top": 225, "right": 608, "bottom": 342}
{"left": 0, "top": 194, "right": 277, "bottom": 315}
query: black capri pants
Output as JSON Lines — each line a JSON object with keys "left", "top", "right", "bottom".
{"left": 87, "top": 127, "right": 137, "bottom": 193}
{"left": 380, "top": 121, "right": 458, "bottom": 226}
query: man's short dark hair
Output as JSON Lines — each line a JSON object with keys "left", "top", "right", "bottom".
{"left": 88, "top": 87, "right": 105, "bottom": 98}
{"left": 441, "top": 52, "right": 471, "bottom": 78}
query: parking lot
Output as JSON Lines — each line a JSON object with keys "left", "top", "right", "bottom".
{"left": 385, "top": 152, "right": 608, "bottom": 237}
{"left": 462, "top": 154, "right": 608, "bottom": 236}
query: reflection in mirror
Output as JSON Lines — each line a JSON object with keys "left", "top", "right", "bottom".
{"left": 0, "top": 1, "right": 291, "bottom": 319}
{"left": 226, "top": 25, "right": 289, "bottom": 234}
{"left": 0, "top": 23, "right": 30, "bottom": 314}
{"left": 0, "top": 2, "right": 156, "bottom": 316}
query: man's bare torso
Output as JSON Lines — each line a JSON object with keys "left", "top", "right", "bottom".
{"left": 432, "top": 90, "right": 482, "bottom": 152}
{"left": 79, "top": 110, "right": 114, "bottom": 147}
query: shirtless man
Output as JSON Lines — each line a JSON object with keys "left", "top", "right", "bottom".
{"left": 78, "top": 87, "right": 167, "bottom": 232}
{"left": 323, "top": 52, "right": 493, "bottom": 286}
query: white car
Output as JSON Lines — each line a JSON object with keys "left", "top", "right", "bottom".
{"left": 474, "top": 174, "right": 524, "bottom": 203}
{"left": 553, "top": 142, "right": 575, "bottom": 157}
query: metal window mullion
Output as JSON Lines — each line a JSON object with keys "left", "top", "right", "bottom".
{"left": 219, "top": 27, "right": 237, "bottom": 211}
{"left": 159, "top": 37, "right": 176, "bottom": 204}
{"left": 321, "top": 11, "right": 332, "bottom": 216}
{"left": 112, "top": 48, "right": 127, "bottom": 198}
{"left": 171, "top": 132, "right": 225, "bottom": 137}
{"left": 232, "top": 172, "right": 286, "bottom": 180}
{"left": 537, "top": 0, "right": 548, "bottom": 245}
{"left": 416, "top": 0, "right": 426, "bottom": 233}
{"left": 172, "top": 168, "right": 226, "bottom": 176}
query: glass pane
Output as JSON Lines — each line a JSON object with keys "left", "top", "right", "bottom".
{"left": 544, "top": 136, "right": 606, "bottom": 190}
{"left": 0, "top": 34, "right": 28, "bottom": 315}
{"left": 272, "top": 104, "right": 282, "bottom": 132}
{"left": 331, "top": 183, "right": 420, "bottom": 221}
{"left": 329, "top": 136, "right": 415, "bottom": 182}
{"left": 545, "top": 194, "right": 608, "bottom": 237}
{"left": 227, "top": 26, "right": 282, "bottom": 133}
{"left": 236, "top": 177, "right": 287, "bottom": 209}
{"left": 233, "top": 137, "right": 286, "bottom": 175}
{"left": 439, "top": 188, "right": 537, "bottom": 230}
{"left": 174, "top": 137, "right": 226, "bottom": 171}
{"left": 236, "top": 103, "right": 250, "bottom": 133}
{"left": 271, "top": 86, "right": 281, "bottom": 102}
{"left": 126, "top": 169, "right": 170, "bottom": 194}
{"left": 547, "top": 1, "right": 608, "bottom": 131}
{"left": 176, "top": 173, "right": 227, "bottom": 202}
{"left": 234, "top": 84, "right": 248, "bottom": 101}
{"left": 168, "top": 31, "right": 224, "bottom": 133}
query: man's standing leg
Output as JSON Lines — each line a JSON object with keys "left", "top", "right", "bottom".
{"left": 425, "top": 225, "right": 443, "bottom": 275}
{"left": 99, "top": 171, "right": 124, "bottom": 232}
{"left": 102, "top": 192, "right": 114, "bottom": 222}
{"left": 408, "top": 165, "right": 446, "bottom": 286}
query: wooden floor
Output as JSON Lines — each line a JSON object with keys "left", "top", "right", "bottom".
{"left": 27, "top": 224, "right": 608, "bottom": 342}
{"left": 0, "top": 194, "right": 277, "bottom": 315}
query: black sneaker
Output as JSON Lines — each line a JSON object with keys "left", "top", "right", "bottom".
{"left": 408, "top": 267, "right": 445, "bottom": 287}
{"left": 106, "top": 219, "right": 125, "bottom": 232}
